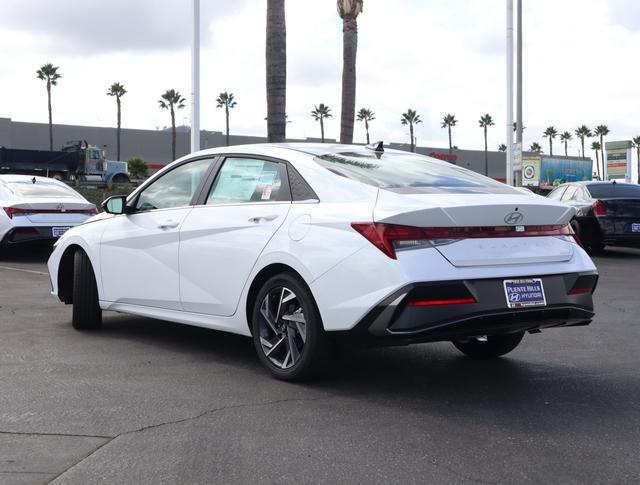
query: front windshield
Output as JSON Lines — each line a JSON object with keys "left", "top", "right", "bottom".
{"left": 315, "top": 151, "right": 519, "bottom": 194}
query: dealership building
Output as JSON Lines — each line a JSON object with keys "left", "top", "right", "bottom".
{"left": 0, "top": 116, "right": 567, "bottom": 182}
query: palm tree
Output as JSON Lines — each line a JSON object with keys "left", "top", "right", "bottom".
{"left": 591, "top": 141, "right": 601, "bottom": 176}
{"left": 401, "top": 109, "right": 422, "bottom": 153}
{"left": 633, "top": 136, "right": 640, "bottom": 184}
{"left": 216, "top": 92, "right": 237, "bottom": 146}
{"left": 594, "top": 125, "right": 610, "bottom": 179}
{"left": 311, "top": 104, "right": 332, "bottom": 142}
{"left": 441, "top": 114, "right": 458, "bottom": 155}
{"left": 107, "top": 82, "right": 127, "bottom": 161}
{"left": 478, "top": 114, "right": 495, "bottom": 175}
{"left": 266, "top": 0, "right": 287, "bottom": 142}
{"left": 337, "top": 0, "right": 363, "bottom": 144}
{"left": 575, "top": 125, "right": 593, "bottom": 173}
{"left": 158, "top": 89, "right": 186, "bottom": 160}
{"left": 529, "top": 142, "right": 543, "bottom": 154}
{"left": 498, "top": 144, "right": 507, "bottom": 152}
{"left": 36, "top": 63, "right": 61, "bottom": 150}
{"left": 560, "top": 131, "right": 572, "bottom": 156}
{"left": 356, "top": 108, "right": 375, "bottom": 144}
{"left": 543, "top": 126, "right": 558, "bottom": 156}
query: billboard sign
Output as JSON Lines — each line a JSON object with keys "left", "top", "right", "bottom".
{"left": 522, "top": 156, "right": 592, "bottom": 187}
{"left": 605, "top": 140, "right": 632, "bottom": 181}
{"left": 522, "top": 155, "right": 541, "bottom": 186}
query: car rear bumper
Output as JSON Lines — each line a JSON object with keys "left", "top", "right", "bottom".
{"left": 330, "top": 271, "right": 597, "bottom": 344}
{"left": 0, "top": 226, "right": 71, "bottom": 246}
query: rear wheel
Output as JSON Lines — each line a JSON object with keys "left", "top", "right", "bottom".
{"left": 452, "top": 332, "right": 524, "bottom": 358}
{"left": 251, "top": 273, "right": 331, "bottom": 381}
{"left": 72, "top": 250, "right": 102, "bottom": 330}
{"left": 111, "top": 173, "right": 130, "bottom": 184}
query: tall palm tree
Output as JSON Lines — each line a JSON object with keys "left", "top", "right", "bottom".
{"left": 216, "top": 92, "right": 237, "bottom": 146}
{"left": 633, "top": 136, "right": 640, "bottom": 184}
{"left": 36, "top": 63, "right": 61, "bottom": 150}
{"left": 337, "top": 0, "right": 363, "bottom": 144}
{"left": 560, "top": 131, "right": 572, "bottom": 156}
{"left": 441, "top": 114, "right": 457, "bottom": 155}
{"left": 311, "top": 104, "right": 332, "bottom": 142}
{"left": 356, "top": 108, "right": 375, "bottom": 144}
{"left": 575, "top": 125, "right": 593, "bottom": 173}
{"left": 498, "top": 144, "right": 507, "bottom": 152}
{"left": 478, "top": 114, "right": 495, "bottom": 175}
{"left": 158, "top": 89, "right": 186, "bottom": 161}
{"left": 591, "top": 141, "right": 601, "bottom": 177}
{"left": 266, "top": 0, "right": 286, "bottom": 142}
{"left": 543, "top": 126, "right": 558, "bottom": 156}
{"left": 594, "top": 125, "right": 610, "bottom": 179}
{"left": 107, "top": 82, "right": 127, "bottom": 161}
{"left": 401, "top": 109, "right": 421, "bottom": 153}
{"left": 529, "top": 142, "right": 543, "bottom": 154}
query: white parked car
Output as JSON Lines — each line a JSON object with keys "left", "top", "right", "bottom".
{"left": 47, "top": 144, "right": 598, "bottom": 380}
{"left": 0, "top": 175, "right": 97, "bottom": 248}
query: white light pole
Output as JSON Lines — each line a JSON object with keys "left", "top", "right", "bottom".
{"left": 506, "top": 0, "right": 514, "bottom": 185}
{"left": 190, "top": 0, "right": 201, "bottom": 153}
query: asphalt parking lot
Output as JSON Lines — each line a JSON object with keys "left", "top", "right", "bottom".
{"left": 0, "top": 246, "right": 639, "bottom": 484}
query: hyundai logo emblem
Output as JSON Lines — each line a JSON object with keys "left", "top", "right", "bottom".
{"left": 504, "top": 211, "right": 523, "bottom": 225}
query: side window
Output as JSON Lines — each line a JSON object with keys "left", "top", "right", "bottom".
{"left": 547, "top": 186, "right": 566, "bottom": 200}
{"left": 561, "top": 186, "right": 577, "bottom": 201}
{"left": 136, "top": 158, "right": 213, "bottom": 211}
{"left": 207, "top": 158, "right": 289, "bottom": 205}
{"left": 573, "top": 187, "right": 585, "bottom": 201}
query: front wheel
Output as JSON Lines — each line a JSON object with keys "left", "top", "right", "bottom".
{"left": 72, "top": 250, "right": 102, "bottom": 330}
{"left": 452, "top": 332, "right": 524, "bottom": 358}
{"left": 251, "top": 273, "right": 331, "bottom": 381}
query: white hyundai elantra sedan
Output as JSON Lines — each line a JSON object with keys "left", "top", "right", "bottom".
{"left": 0, "top": 175, "right": 97, "bottom": 249}
{"left": 48, "top": 143, "right": 598, "bottom": 380}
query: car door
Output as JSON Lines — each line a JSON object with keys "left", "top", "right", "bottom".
{"left": 100, "top": 157, "right": 215, "bottom": 310}
{"left": 179, "top": 156, "right": 292, "bottom": 316}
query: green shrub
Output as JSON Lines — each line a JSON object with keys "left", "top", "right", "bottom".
{"left": 127, "top": 156, "right": 148, "bottom": 180}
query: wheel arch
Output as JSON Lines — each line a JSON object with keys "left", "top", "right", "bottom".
{"left": 245, "top": 263, "right": 314, "bottom": 335}
{"left": 58, "top": 244, "right": 84, "bottom": 304}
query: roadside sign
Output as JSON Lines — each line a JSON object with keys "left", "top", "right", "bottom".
{"left": 605, "top": 140, "right": 632, "bottom": 182}
{"left": 513, "top": 142, "right": 523, "bottom": 170}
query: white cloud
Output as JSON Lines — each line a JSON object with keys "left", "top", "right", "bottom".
{"left": 1, "top": 0, "right": 639, "bottom": 165}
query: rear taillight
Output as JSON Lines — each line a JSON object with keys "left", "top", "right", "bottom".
{"left": 2, "top": 207, "right": 97, "bottom": 218}
{"left": 568, "top": 274, "right": 598, "bottom": 295}
{"left": 3, "top": 207, "right": 31, "bottom": 219}
{"left": 407, "top": 297, "right": 476, "bottom": 307}
{"left": 351, "top": 222, "right": 576, "bottom": 259}
{"left": 594, "top": 200, "right": 607, "bottom": 216}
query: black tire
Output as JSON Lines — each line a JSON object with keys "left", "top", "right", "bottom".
{"left": 251, "top": 273, "right": 331, "bottom": 381}
{"left": 112, "top": 174, "right": 130, "bottom": 184}
{"left": 571, "top": 220, "right": 605, "bottom": 254}
{"left": 452, "top": 332, "right": 524, "bottom": 358}
{"left": 72, "top": 250, "right": 102, "bottom": 330}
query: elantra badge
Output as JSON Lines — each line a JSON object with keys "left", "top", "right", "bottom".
{"left": 504, "top": 211, "right": 523, "bottom": 225}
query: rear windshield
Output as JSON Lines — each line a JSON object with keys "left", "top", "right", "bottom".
{"left": 315, "top": 151, "right": 519, "bottom": 194}
{"left": 5, "top": 181, "right": 79, "bottom": 199}
{"left": 587, "top": 184, "right": 640, "bottom": 198}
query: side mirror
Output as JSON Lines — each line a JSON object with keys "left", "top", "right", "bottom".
{"left": 102, "top": 195, "right": 129, "bottom": 215}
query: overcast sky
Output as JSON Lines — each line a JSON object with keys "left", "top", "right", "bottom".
{"left": 1, "top": 0, "right": 640, "bottom": 159}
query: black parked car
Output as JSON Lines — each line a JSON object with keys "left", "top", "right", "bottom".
{"left": 547, "top": 181, "right": 640, "bottom": 252}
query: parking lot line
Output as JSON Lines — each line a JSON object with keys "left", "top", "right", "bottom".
{"left": 0, "top": 265, "right": 48, "bottom": 276}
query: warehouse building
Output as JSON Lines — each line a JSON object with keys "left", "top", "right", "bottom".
{"left": 1, "top": 117, "right": 512, "bottom": 180}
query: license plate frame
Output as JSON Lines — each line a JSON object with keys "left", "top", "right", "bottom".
{"left": 52, "top": 226, "right": 71, "bottom": 238}
{"left": 503, "top": 278, "right": 546, "bottom": 309}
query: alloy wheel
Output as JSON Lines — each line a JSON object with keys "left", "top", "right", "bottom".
{"left": 258, "top": 286, "right": 307, "bottom": 369}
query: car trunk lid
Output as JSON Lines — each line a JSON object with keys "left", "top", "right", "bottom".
{"left": 373, "top": 190, "right": 576, "bottom": 266}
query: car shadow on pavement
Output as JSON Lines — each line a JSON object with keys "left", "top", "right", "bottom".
{"left": 592, "top": 246, "right": 640, "bottom": 259}
{"left": 0, "top": 244, "right": 53, "bottom": 263}
{"left": 93, "top": 312, "right": 639, "bottom": 435}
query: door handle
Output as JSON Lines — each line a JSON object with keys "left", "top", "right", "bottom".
{"left": 248, "top": 215, "right": 279, "bottom": 224}
{"left": 158, "top": 220, "right": 179, "bottom": 230}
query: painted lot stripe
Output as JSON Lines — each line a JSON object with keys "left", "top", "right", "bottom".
{"left": 0, "top": 265, "right": 48, "bottom": 276}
